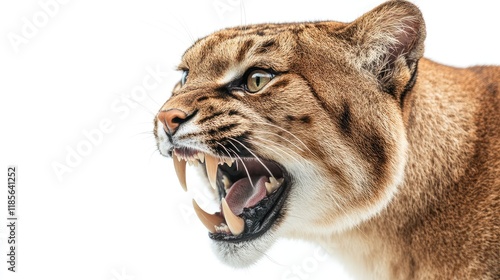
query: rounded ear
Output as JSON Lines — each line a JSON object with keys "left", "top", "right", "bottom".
{"left": 340, "top": 0, "right": 426, "bottom": 99}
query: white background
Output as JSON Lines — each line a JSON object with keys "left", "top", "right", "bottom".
{"left": 1, "top": 1, "right": 499, "bottom": 279}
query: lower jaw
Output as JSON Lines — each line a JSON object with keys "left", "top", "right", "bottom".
{"left": 209, "top": 177, "right": 290, "bottom": 243}
{"left": 210, "top": 226, "right": 280, "bottom": 267}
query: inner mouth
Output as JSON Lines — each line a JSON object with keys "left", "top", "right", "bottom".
{"left": 171, "top": 147, "right": 289, "bottom": 242}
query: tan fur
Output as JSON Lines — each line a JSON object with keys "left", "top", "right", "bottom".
{"left": 154, "top": 1, "right": 500, "bottom": 279}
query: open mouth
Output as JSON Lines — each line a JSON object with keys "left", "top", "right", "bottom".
{"left": 171, "top": 147, "right": 289, "bottom": 242}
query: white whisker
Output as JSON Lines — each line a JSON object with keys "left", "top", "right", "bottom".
{"left": 227, "top": 140, "right": 241, "bottom": 153}
{"left": 229, "top": 137, "right": 275, "bottom": 178}
{"left": 252, "top": 121, "right": 312, "bottom": 153}
{"left": 172, "top": 16, "right": 196, "bottom": 44}
{"left": 122, "top": 96, "right": 157, "bottom": 116}
{"left": 240, "top": 0, "right": 247, "bottom": 28}
{"left": 253, "top": 130, "right": 305, "bottom": 152}
{"left": 148, "top": 146, "right": 161, "bottom": 163}
{"left": 227, "top": 139, "right": 254, "bottom": 189}
{"left": 250, "top": 137, "right": 363, "bottom": 235}
{"left": 133, "top": 130, "right": 156, "bottom": 137}
{"left": 216, "top": 142, "right": 237, "bottom": 163}
{"left": 251, "top": 136, "right": 307, "bottom": 169}
{"left": 226, "top": 147, "right": 241, "bottom": 170}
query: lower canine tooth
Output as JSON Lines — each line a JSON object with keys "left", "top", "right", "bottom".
{"left": 205, "top": 154, "right": 218, "bottom": 189}
{"left": 221, "top": 198, "right": 244, "bottom": 235}
{"left": 192, "top": 199, "right": 225, "bottom": 233}
{"left": 265, "top": 177, "right": 284, "bottom": 194}
{"left": 173, "top": 155, "right": 187, "bottom": 191}
{"left": 222, "top": 175, "right": 232, "bottom": 190}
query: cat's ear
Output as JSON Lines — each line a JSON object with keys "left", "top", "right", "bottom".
{"left": 340, "top": 0, "right": 426, "bottom": 97}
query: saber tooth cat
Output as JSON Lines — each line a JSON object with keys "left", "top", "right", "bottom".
{"left": 154, "top": 1, "right": 500, "bottom": 279}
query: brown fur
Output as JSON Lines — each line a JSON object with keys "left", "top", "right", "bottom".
{"left": 155, "top": 1, "right": 499, "bottom": 278}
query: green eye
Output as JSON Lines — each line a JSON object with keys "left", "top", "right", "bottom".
{"left": 246, "top": 69, "right": 273, "bottom": 93}
{"left": 181, "top": 70, "right": 189, "bottom": 86}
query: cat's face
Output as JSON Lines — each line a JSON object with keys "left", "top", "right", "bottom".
{"left": 154, "top": 1, "right": 423, "bottom": 266}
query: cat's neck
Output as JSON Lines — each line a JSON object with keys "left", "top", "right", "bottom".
{"left": 322, "top": 58, "right": 487, "bottom": 279}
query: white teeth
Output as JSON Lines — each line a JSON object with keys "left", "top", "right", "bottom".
{"left": 218, "top": 158, "right": 235, "bottom": 167}
{"left": 225, "top": 158, "right": 235, "bottom": 167}
{"left": 172, "top": 154, "right": 187, "bottom": 192}
{"left": 221, "top": 198, "right": 245, "bottom": 236}
{"left": 176, "top": 155, "right": 182, "bottom": 162}
{"left": 265, "top": 177, "right": 284, "bottom": 195}
{"left": 222, "top": 175, "right": 232, "bottom": 190}
{"left": 197, "top": 153, "right": 205, "bottom": 163}
{"left": 192, "top": 199, "right": 225, "bottom": 233}
{"left": 172, "top": 151, "right": 239, "bottom": 193}
{"left": 205, "top": 154, "right": 219, "bottom": 190}
{"left": 193, "top": 197, "right": 245, "bottom": 236}
{"left": 214, "top": 223, "right": 231, "bottom": 234}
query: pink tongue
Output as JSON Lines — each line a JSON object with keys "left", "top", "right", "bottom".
{"left": 225, "top": 176, "right": 267, "bottom": 215}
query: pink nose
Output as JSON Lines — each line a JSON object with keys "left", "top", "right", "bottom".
{"left": 157, "top": 109, "right": 187, "bottom": 134}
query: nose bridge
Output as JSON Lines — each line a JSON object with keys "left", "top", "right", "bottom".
{"left": 160, "top": 87, "right": 198, "bottom": 111}
{"left": 157, "top": 86, "right": 207, "bottom": 134}
{"left": 157, "top": 109, "right": 188, "bottom": 135}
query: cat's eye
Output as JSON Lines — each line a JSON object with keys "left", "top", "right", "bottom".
{"left": 181, "top": 70, "right": 189, "bottom": 86}
{"left": 245, "top": 69, "right": 273, "bottom": 93}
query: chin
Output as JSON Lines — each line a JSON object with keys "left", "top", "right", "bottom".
{"left": 168, "top": 147, "right": 294, "bottom": 266}
{"left": 210, "top": 228, "right": 279, "bottom": 267}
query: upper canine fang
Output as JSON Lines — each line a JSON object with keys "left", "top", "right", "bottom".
{"left": 173, "top": 154, "right": 187, "bottom": 191}
{"left": 205, "top": 154, "right": 219, "bottom": 190}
